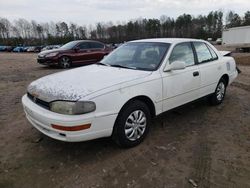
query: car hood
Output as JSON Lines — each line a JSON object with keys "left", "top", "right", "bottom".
{"left": 27, "top": 65, "right": 152, "bottom": 102}
{"left": 39, "top": 48, "right": 65, "bottom": 55}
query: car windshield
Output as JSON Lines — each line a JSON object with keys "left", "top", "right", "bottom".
{"left": 60, "top": 41, "right": 79, "bottom": 50}
{"left": 100, "top": 42, "right": 170, "bottom": 71}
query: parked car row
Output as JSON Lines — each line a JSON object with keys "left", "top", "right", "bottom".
{"left": 40, "top": 45, "right": 61, "bottom": 52}
{"left": 0, "top": 45, "right": 62, "bottom": 53}
{"left": 106, "top": 43, "right": 124, "bottom": 49}
{"left": 0, "top": 46, "right": 15, "bottom": 52}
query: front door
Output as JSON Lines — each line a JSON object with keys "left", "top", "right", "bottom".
{"left": 73, "top": 42, "right": 93, "bottom": 64}
{"left": 89, "top": 42, "right": 107, "bottom": 62}
{"left": 162, "top": 42, "right": 200, "bottom": 111}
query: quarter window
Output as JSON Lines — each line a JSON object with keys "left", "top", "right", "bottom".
{"left": 207, "top": 45, "right": 218, "bottom": 60}
{"left": 193, "top": 42, "right": 213, "bottom": 63}
{"left": 169, "top": 42, "right": 195, "bottom": 66}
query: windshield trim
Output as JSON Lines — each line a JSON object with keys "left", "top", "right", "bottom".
{"left": 60, "top": 41, "right": 79, "bottom": 50}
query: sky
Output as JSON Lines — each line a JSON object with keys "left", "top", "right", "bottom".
{"left": 0, "top": 0, "right": 249, "bottom": 25}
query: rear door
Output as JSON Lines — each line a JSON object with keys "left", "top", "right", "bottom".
{"left": 89, "top": 42, "right": 107, "bottom": 62}
{"left": 192, "top": 42, "right": 222, "bottom": 97}
{"left": 162, "top": 42, "right": 200, "bottom": 111}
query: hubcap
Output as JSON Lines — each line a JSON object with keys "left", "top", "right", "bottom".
{"left": 216, "top": 82, "right": 225, "bottom": 101}
{"left": 125, "top": 110, "right": 147, "bottom": 141}
{"left": 61, "top": 57, "right": 70, "bottom": 68}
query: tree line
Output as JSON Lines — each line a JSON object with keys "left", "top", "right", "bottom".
{"left": 0, "top": 10, "right": 249, "bottom": 46}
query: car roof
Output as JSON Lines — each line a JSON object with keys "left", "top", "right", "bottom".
{"left": 71, "top": 40, "right": 103, "bottom": 43}
{"left": 130, "top": 38, "right": 205, "bottom": 44}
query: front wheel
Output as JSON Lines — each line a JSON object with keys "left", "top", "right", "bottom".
{"left": 59, "top": 56, "right": 71, "bottom": 69}
{"left": 209, "top": 78, "right": 227, "bottom": 105}
{"left": 112, "top": 100, "right": 151, "bottom": 148}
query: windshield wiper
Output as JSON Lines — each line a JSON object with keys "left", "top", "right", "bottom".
{"left": 95, "top": 62, "right": 110, "bottom": 66}
{"left": 110, "top": 64, "right": 136, "bottom": 70}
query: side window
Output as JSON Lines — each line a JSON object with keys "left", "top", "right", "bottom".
{"left": 193, "top": 42, "right": 213, "bottom": 63}
{"left": 169, "top": 42, "right": 195, "bottom": 66}
{"left": 90, "top": 42, "right": 104, "bottom": 49}
{"left": 78, "top": 42, "right": 90, "bottom": 50}
{"left": 206, "top": 44, "right": 218, "bottom": 60}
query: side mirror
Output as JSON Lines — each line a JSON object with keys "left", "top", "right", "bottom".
{"left": 74, "top": 47, "right": 80, "bottom": 52}
{"left": 164, "top": 60, "right": 186, "bottom": 72}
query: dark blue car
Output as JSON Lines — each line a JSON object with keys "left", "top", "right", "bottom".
{"left": 13, "top": 46, "right": 25, "bottom": 52}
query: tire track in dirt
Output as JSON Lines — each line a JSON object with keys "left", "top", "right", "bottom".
{"left": 184, "top": 114, "right": 212, "bottom": 188}
{"left": 185, "top": 105, "right": 225, "bottom": 187}
{"left": 185, "top": 89, "right": 248, "bottom": 188}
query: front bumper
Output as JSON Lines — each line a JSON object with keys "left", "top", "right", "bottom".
{"left": 22, "top": 94, "right": 116, "bottom": 142}
{"left": 37, "top": 57, "right": 58, "bottom": 65}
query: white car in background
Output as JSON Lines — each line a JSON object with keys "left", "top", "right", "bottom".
{"left": 22, "top": 38, "right": 238, "bottom": 147}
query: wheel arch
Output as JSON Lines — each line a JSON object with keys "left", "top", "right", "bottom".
{"left": 111, "top": 95, "right": 155, "bottom": 146}
{"left": 59, "top": 55, "right": 72, "bottom": 68}
{"left": 59, "top": 55, "right": 71, "bottom": 61}
{"left": 221, "top": 74, "right": 229, "bottom": 86}
{"left": 118, "top": 95, "right": 156, "bottom": 119}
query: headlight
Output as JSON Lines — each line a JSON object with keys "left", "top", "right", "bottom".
{"left": 50, "top": 101, "right": 96, "bottom": 115}
{"left": 45, "top": 52, "right": 58, "bottom": 57}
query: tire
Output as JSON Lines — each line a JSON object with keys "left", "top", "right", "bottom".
{"left": 112, "top": 100, "right": 151, "bottom": 148}
{"left": 59, "top": 56, "right": 71, "bottom": 69}
{"left": 209, "top": 78, "right": 227, "bottom": 105}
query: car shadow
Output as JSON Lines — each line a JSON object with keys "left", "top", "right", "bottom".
{"left": 33, "top": 97, "right": 210, "bottom": 163}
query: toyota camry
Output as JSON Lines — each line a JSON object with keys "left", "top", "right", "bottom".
{"left": 22, "top": 38, "right": 238, "bottom": 147}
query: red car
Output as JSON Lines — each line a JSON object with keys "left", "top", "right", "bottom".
{"left": 37, "top": 40, "right": 111, "bottom": 68}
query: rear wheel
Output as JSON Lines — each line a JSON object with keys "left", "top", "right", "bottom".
{"left": 59, "top": 56, "right": 71, "bottom": 69}
{"left": 112, "top": 100, "right": 151, "bottom": 148}
{"left": 209, "top": 78, "right": 227, "bottom": 105}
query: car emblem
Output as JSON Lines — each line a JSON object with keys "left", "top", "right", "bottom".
{"left": 31, "top": 92, "right": 39, "bottom": 98}
{"left": 30, "top": 92, "right": 39, "bottom": 103}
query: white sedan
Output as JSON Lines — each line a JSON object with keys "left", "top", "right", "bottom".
{"left": 22, "top": 38, "right": 238, "bottom": 147}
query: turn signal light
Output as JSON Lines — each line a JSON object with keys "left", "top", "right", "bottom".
{"left": 51, "top": 123, "right": 91, "bottom": 131}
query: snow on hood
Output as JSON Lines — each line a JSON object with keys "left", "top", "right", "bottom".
{"left": 28, "top": 65, "right": 151, "bottom": 102}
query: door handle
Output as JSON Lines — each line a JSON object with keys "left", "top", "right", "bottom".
{"left": 193, "top": 71, "right": 199, "bottom": 77}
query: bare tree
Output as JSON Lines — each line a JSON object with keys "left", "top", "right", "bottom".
{"left": 0, "top": 18, "right": 11, "bottom": 40}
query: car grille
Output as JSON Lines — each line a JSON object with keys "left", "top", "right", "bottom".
{"left": 27, "top": 93, "right": 50, "bottom": 110}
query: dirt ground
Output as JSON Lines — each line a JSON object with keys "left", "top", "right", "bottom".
{"left": 0, "top": 51, "right": 250, "bottom": 188}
